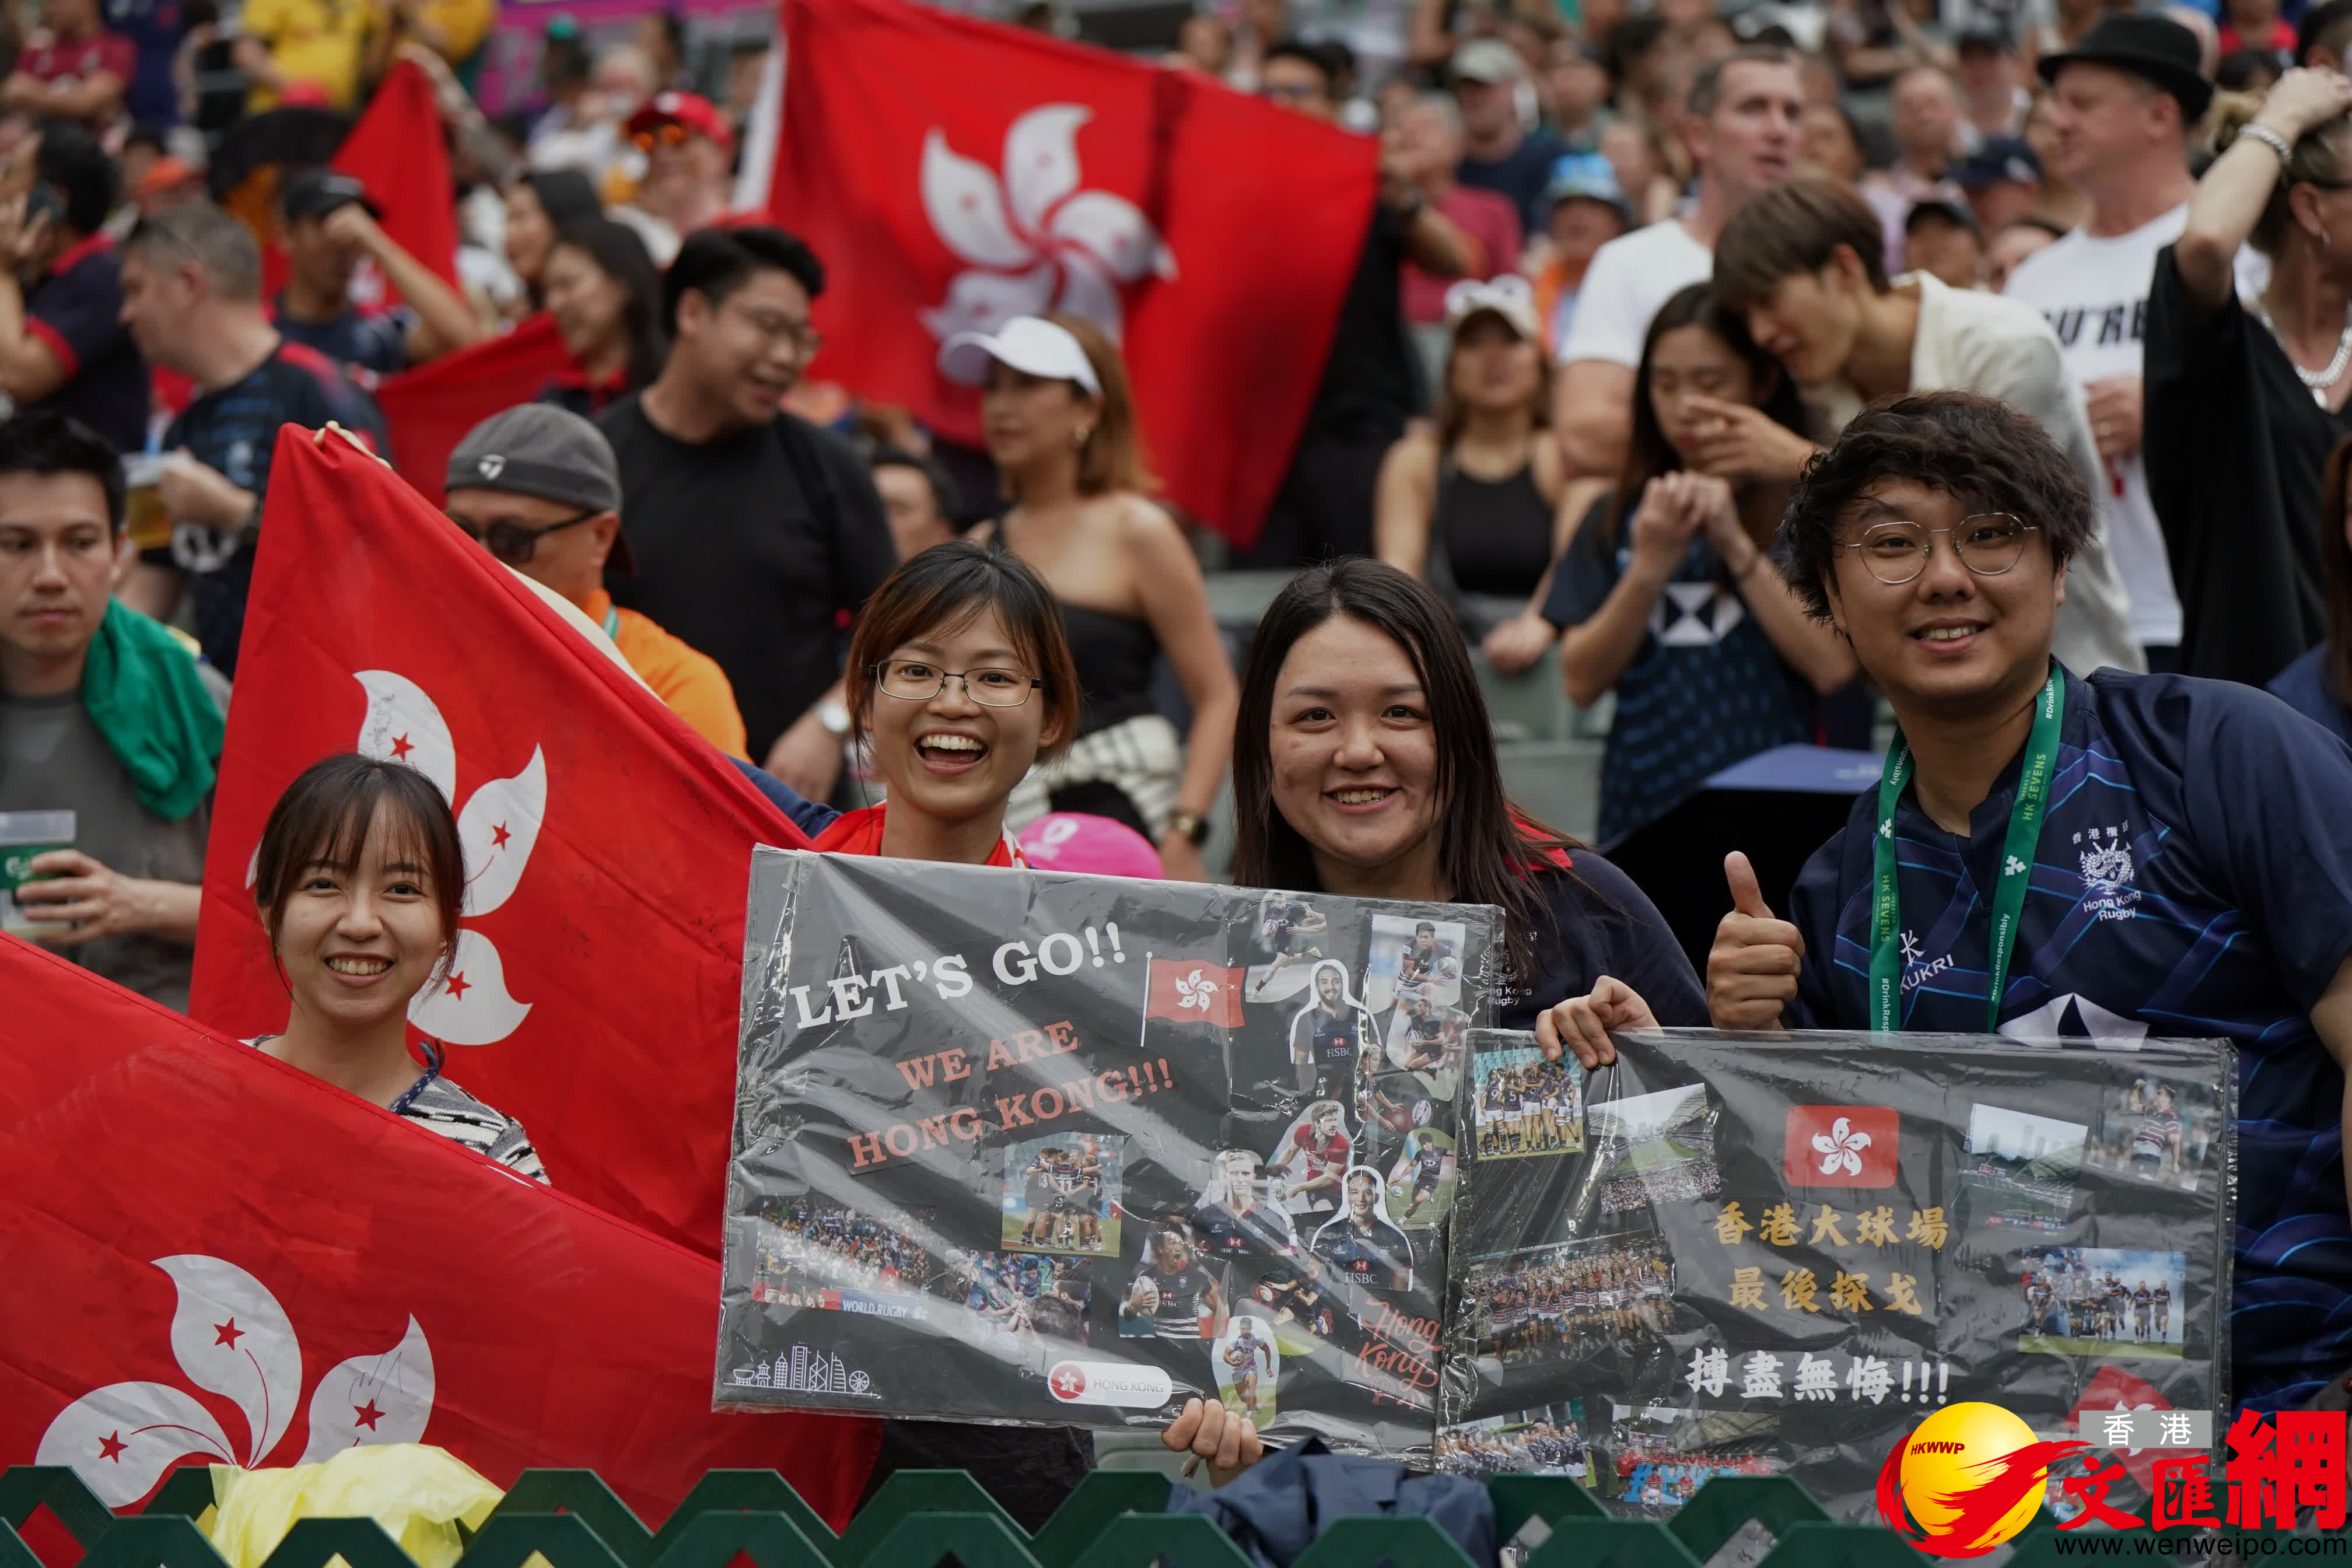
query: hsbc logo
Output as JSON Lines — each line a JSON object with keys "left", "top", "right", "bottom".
{"left": 1045, "top": 1360, "right": 1171, "bottom": 1408}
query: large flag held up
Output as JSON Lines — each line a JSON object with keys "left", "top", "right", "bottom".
{"left": 763, "top": 0, "right": 1377, "bottom": 547}
{"left": 0, "top": 935, "right": 877, "bottom": 1525}
{"left": 189, "top": 429, "right": 811, "bottom": 1257}
{"left": 374, "top": 314, "right": 575, "bottom": 504}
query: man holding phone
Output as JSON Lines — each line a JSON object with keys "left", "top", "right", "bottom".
{"left": 0, "top": 121, "right": 144, "bottom": 453}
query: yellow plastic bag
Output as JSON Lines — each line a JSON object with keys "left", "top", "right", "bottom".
{"left": 208, "top": 1444, "right": 504, "bottom": 1568}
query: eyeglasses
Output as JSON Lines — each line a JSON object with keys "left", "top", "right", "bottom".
{"left": 449, "top": 506, "right": 601, "bottom": 565}
{"left": 873, "top": 658, "right": 1041, "bottom": 707}
{"left": 726, "top": 301, "right": 822, "bottom": 359}
{"left": 1839, "top": 513, "right": 2041, "bottom": 585}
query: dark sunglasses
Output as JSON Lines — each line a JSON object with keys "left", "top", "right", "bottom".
{"left": 449, "top": 506, "right": 601, "bottom": 564}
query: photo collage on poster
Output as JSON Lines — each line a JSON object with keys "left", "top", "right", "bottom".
{"left": 1440, "top": 1026, "right": 2235, "bottom": 1524}
{"left": 720, "top": 851, "right": 1493, "bottom": 1456}
{"left": 1140, "top": 902, "right": 1482, "bottom": 1432}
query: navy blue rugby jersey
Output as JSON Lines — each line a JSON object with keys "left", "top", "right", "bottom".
{"left": 1787, "top": 666, "right": 2352, "bottom": 1412}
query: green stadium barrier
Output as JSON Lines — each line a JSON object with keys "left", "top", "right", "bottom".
{"left": 1666, "top": 1475, "right": 1828, "bottom": 1561}
{"left": 5, "top": 1461, "right": 2172, "bottom": 1567}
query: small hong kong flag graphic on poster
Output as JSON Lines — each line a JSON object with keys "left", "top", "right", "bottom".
{"left": 1145, "top": 958, "right": 1247, "bottom": 1029}
{"left": 1786, "top": 1105, "right": 1899, "bottom": 1187}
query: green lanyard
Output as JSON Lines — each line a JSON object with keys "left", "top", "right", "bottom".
{"left": 602, "top": 607, "right": 621, "bottom": 641}
{"left": 1867, "top": 670, "right": 2064, "bottom": 1033}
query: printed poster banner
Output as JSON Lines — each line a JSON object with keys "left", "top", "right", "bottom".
{"left": 718, "top": 849, "right": 1497, "bottom": 1458}
{"left": 1441, "top": 1027, "right": 2236, "bottom": 1524}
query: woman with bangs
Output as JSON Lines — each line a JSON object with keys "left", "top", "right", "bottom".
{"left": 734, "top": 538, "right": 1098, "bottom": 1529}
{"left": 246, "top": 752, "right": 546, "bottom": 1182}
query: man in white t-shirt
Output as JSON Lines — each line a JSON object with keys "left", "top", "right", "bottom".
{"left": 1712, "top": 175, "right": 2146, "bottom": 678}
{"left": 1552, "top": 45, "right": 1802, "bottom": 478}
{"left": 2000, "top": 13, "right": 2235, "bottom": 671}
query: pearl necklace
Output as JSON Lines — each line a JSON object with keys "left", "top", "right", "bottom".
{"left": 2250, "top": 294, "right": 2352, "bottom": 407}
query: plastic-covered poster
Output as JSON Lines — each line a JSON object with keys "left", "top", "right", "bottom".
{"left": 717, "top": 848, "right": 1497, "bottom": 1458}
{"left": 1441, "top": 1027, "right": 2236, "bottom": 1523}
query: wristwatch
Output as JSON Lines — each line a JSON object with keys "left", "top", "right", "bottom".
{"left": 817, "top": 698, "right": 852, "bottom": 738}
{"left": 1164, "top": 810, "right": 1210, "bottom": 848}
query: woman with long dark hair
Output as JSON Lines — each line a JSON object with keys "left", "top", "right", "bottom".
{"left": 1539, "top": 284, "right": 1856, "bottom": 842}
{"left": 1158, "top": 556, "right": 1702, "bottom": 1482}
{"left": 247, "top": 752, "right": 546, "bottom": 1182}
{"left": 2267, "top": 431, "right": 2352, "bottom": 743}
{"left": 503, "top": 169, "right": 602, "bottom": 312}
{"left": 537, "top": 216, "right": 667, "bottom": 418}
{"left": 1231, "top": 557, "right": 1704, "bottom": 1034}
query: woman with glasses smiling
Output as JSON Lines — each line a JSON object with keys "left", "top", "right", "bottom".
{"left": 729, "top": 536, "right": 1101, "bottom": 1527}
{"left": 442, "top": 404, "right": 748, "bottom": 757}
{"left": 1557, "top": 391, "right": 2352, "bottom": 1424}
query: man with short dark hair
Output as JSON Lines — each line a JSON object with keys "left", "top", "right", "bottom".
{"left": 1694, "top": 392, "right": 2352, "bottom": 1416}
{"left": 0, "top": 120, "right": 145, "bottom": 452}
{"left": 1902, "top": 199, "right": 1985, "bottom": 289}
{"left": 115, "top": 200, "right": 387, "bottom": 676}
{"left": 274, "top": 167, "right": 485, "bottom": 380}
{"left": 1553, "top": 45, "right": 1801, "bottom": 478}
{"left": 0, "top": 409, "right": 216, "bottom": 1010}
{"left": 597, "top": 225, "right": 893, "bottom": 798}
{"left": 1711, "top": 174, "right": 2143, "bottom": 678}
{"left": 870, "top": 446, "right": 959, "bottom": 561}
{"left": 2299, "top": 0, "right": 2352, "bottom": 71}
{"left": 444, "top": 403, "right": 747, "bottom": 758}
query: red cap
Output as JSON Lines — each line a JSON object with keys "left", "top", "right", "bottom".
{"left": 625, "top": 91, "right": 734, "bottom": 152}
{"left": 136, "top": 156, "right": 202, "bottom": 201}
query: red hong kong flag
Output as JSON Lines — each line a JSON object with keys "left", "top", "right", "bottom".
{"left": 1146, "top": 957, "right": 1247, "bottom": 1029}
{"left": 188, "top": 428, "right": 811, "bottom": 1258}
{"left": 2069, "top": 1365, "right": 2176, "bottom": 1492}
{"left": 257, "top": 59, "right": 463, "bottom": 306}
{"left": 373, "top": 314, "right": 577, "bottom": 505}
{"left": 764, "top": 0, "right": 1378, "bottom": 546}
{"left": 1784, "top": 1105, "right": 1900, "bottom": 1188}
{"left": 0, "top": 936, "right": 876, "bottom": 1527}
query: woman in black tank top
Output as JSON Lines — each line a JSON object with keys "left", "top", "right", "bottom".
{"left": 1376, "top": 278, "right": 1586, "bottom": 654}
{"left": 935, "top": 313, "right": 1236, "bottom": 881}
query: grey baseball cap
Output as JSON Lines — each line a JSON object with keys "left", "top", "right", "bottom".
{"left": 444, "top": 403, "right": 635, "bottom": 574}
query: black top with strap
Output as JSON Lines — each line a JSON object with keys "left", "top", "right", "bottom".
{"left": 1433, "top": 452, "right": 1554, "bottom": 599}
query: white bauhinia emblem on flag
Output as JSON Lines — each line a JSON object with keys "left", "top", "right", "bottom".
{"left": 1810, "top": 1116, "right": 1874, "bottom": 1178}
{"left": 246, "top": 670, "right": 544, "bottom": 1045}
{"left": 919, "top": 104, "right": 1178, "bottom": 345}
{"left": 1174, "top": 968, "right": 1220, "bottom": 1013}
{"left": 36, "top": 1256, "right": 435, "bottom": 1505}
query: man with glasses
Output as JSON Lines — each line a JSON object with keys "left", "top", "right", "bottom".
{"left": 1698, "top": 392, "right": 2352, "bottom": 1417}
{"left": 443, "top": 404, "right": 747, "bottom": 757}
{"left": 598, "top": 225, "right": 893, "bottom": 801}
{"left": 1709, "top": 174, "right": 2143, "bottom": 680}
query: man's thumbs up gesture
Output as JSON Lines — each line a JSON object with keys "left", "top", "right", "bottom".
{"left": 1707, "top": 852, "right": 1805, "bottom": 1030}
